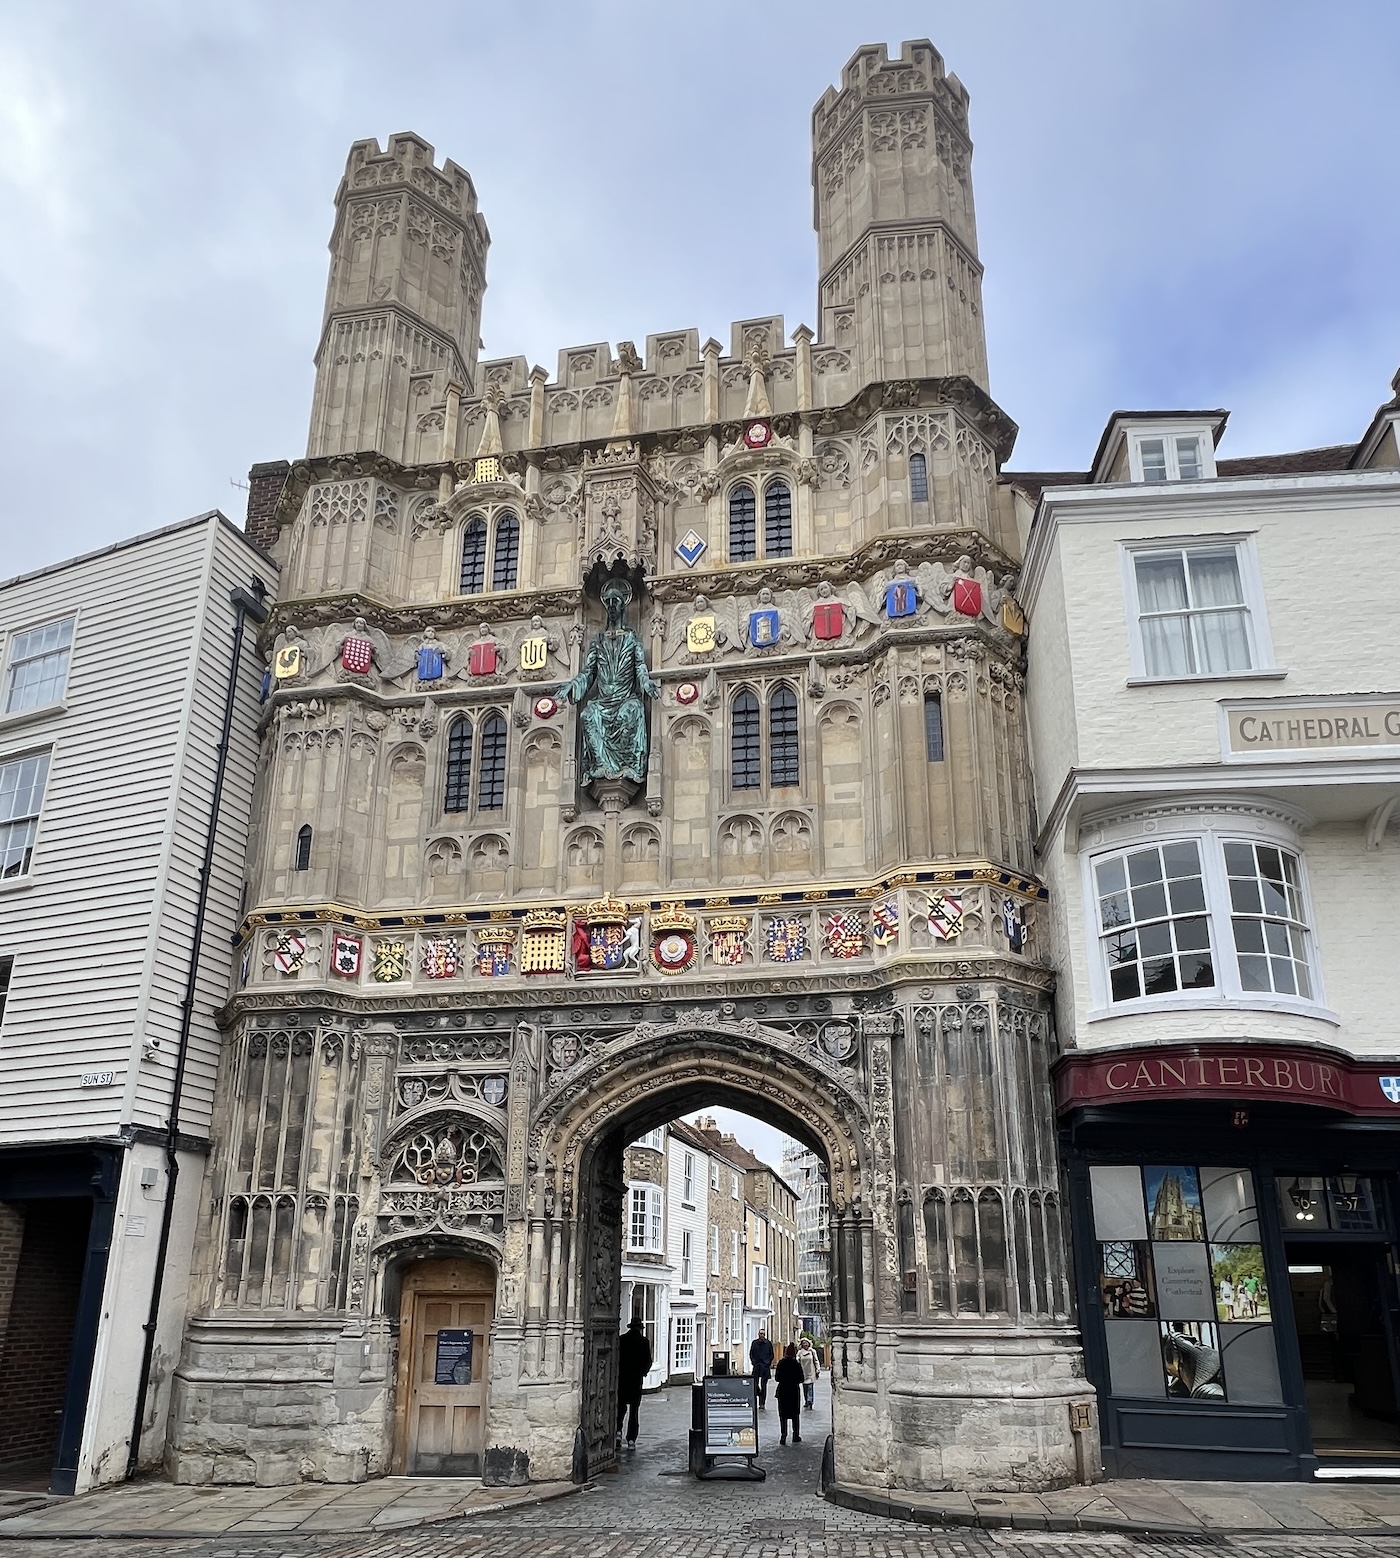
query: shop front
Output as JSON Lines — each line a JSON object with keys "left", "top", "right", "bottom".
{"left": 1058, "top": 1042, "right": 1400, "bottom": 1481}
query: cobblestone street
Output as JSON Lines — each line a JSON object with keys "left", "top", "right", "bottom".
{"left": 3, "top": 1383, "right": 1400, "bottom": 1558}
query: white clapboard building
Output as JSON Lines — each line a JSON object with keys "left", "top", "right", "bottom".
{"left": 0, "top": 513, "right": 275, "bottom": 1493}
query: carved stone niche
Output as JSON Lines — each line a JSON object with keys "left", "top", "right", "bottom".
{"left": 580, "top": 455, "right": 660, "bottom": 576}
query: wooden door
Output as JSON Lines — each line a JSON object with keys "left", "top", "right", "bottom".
{"left": 399, "top": 1264, "right": 495, "bottom": 1476}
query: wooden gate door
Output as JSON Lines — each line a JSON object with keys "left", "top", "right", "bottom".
{"left": 396, "top": 1259, "right": 495, "bottom": 1476}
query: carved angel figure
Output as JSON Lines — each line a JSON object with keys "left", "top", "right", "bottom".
{"left": 663, "top": 593, "right": 742, "bottom": 663}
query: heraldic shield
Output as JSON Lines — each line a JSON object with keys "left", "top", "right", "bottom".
{"left": 706, "top": 915, "right": 750, "bottom": 967}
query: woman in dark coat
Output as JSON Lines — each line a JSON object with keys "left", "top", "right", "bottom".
{"left": 774, "top": 1342, "right": 804, "bottom": 1445}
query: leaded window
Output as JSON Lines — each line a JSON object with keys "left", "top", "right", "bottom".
{"left": 924, "top": 693, "right": 944, "bottom": 762}
{"left": 732, "top": 691, "right": 761, "bottom": 789}
{"left": 763, "top": 481, "right": 793, "bottom": 558}
{"left": 909, "top": 453, "right": 929, "bottom": 504}
{"left": 729, "top": 483, "right": 757, "bottom": 563}
{"left": 294, "top": 824, "right": 312, "bottom": 872}
{"left": 492, "top": 513, "right": 520, "bottom": 590}
{"left": 477, "top": 712, "right": 507, "bottom": 810}
{"left": 444, "top": 718, "right": 473, "bottom": 811}
{"left": 769, "top": 685, "right": 799, "bottom": 787}
{"left": 459, "top": 517, "right": 488, "bottom": 594}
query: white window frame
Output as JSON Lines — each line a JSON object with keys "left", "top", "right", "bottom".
{"left": 673, "top": 1312, "right": 695, "bottom": 1374}
{"left": 0, "top": 749, "right": 52, "bottom": 883}
{"left": 710, "top": 1162, "right": 719, "bottom": 1191}
{"left": 752, "top": 1218, "right": 762, "bottom": 1252}
{"left": 680, "top": 1229, "right": 693, "bottom": 1289}
{"left": 1, "top": 615, "right": 76, "bottom": 722}
{"left": 627, "top": 1182, "right": 664, "bottom": 1254}
{"left": 682, "top": 1152, "right": 695, "bottom": 1206}
{"left": 633, "top": 1127, "right": 664, "bottom": 1151}
{"left": 1083, "top": 825, "right": 1329, "bottom": 1022}
{"left": 1126, "top": 426, "right": 1217, "bottom": 483}
{"left": 753, "top": 1263, "right": 769, "bottom": 1310}
{"left": 1120, "top": 534, "right": 1276, "bottom": 683}
{"left": 731, "top": 1171, "right": 740, "bottom": 1201}
{"left": 710, "top": 1225, "right": 720, "bottom": 1275}
{"left": 731, "top": 1230, "right": 740, "bottom": 1278}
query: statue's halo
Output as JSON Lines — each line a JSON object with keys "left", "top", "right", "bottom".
{"left": 600, "top": 578, "right": 634, "bottom": 607}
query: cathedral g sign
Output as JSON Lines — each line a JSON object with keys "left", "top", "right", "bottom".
{"left": 1222, "top": 695, "right": 1400, "bottom": 758}
{"left": 1055, "top": 1042, "right": 1400, "bottom": 1116}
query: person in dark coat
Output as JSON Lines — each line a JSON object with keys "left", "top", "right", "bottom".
{"left": 616, "top": 1316, "right": 653, "bottom": 1447}
{"left": 748, "top": 1328, "right": 775, "bottom": 1407}
{"left": 774, "top": 1342, "right": 804, "bottom": 1444}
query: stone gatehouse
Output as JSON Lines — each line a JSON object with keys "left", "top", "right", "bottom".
{"left": 167, "top": 39, "right": 1094, "bottom": 1492}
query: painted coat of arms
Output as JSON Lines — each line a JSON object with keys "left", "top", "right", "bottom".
{"left": 765, "top": 916, "right": 809, "bottom": 963}
{"left": 519, "top": 909, "right": 566, "bottom": 974}
{"left": 331, "top": 932, "right": 362, "bottom": 977}
{"left": 474, "top": 925, "right": 515, "bottom": 977}
{"left": 824, "top": 910, "right": 867, "bottom": 959}
{"left": 1001, "top": 897, "right": 1026, "bottom": 954}
{"left": 927, "top": 892, "right": 964, "bottom": 941}
{"left": 422, "top": 938, "right": 462, "bottom": 979}
{"left": 271, "top": 931, "right": 306, "bottom": 975}
{"left": 650, "top": 904, "right": 698, "bottom": 976}
{"left": 706, "top": 915, "right": 751, "bottom": 967}
{"left": 340, "top": 634, "right": 373, "bottom": 674}
{"left": 870, "top": 901, "right": 901, "bottom": 946}
{"left": 372, "top": 939, "right": 408, "bottom": 982}
{"left": 572, "top": 896, "right": 641, "bottom": 974}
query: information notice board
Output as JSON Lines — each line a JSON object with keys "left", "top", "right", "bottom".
{"left": 702, "top": 1374, "right": 758, "bottom": 1455}
{"left": 434, "top": 1328, "right": 474, "bottom": 1384}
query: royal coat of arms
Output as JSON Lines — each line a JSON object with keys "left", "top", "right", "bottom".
{"left": 519, "top": 909, "right": 567, "bottom": 975}
{"left": 372, "top": 939, "right": 409, "bottom": 982}
{"left": 474, "top": 925, "right": 515, "bottom": 977}
{"left": 650, "top": 904, "right": 698, "bottom": 975}
{"left": 765, "top": 916, "right": 809, "bottom": 963}
{"left": 824, "top": 910, "right": 867, "bottom": 959}
{"left": 870, "top": 901, "right": 901, "bottom": 946}
{"left": 341, "top": 634, "right": 373, "bottom": 674}
{"left": 422, "top": 938, "right": 462, "bottom": 978}
{"left": 927, "top": 892, "right": 964, "bottom": 941}
{"left": 706, "top": 915, "right": 751, "bottom": 967}
{"left": 573, "top": 896, "right": 640, "bottom": 974}
{"left": 271, "top": 931, "right": 306, "bottom": 975}
{"left": 331, "top": 932, "right": 362, "bottom": 977}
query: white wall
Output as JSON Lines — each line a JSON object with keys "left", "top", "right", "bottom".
{"left": 0, "top": 514, "right": 275, "bottom": 1140}
{"left": 1024, "top": 473, "right": 1400, "bottom": 1062}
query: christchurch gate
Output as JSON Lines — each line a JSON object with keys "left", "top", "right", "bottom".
{"left": 167, "top": 39, "right": 1096, "bottom": 1492}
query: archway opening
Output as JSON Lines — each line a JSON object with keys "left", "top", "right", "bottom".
{"left": 543, "top": 1043, "right": 871, "bottom": 1483}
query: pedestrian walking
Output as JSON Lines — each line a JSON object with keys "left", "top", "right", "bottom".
{"left": 748, "top": 1328, "right": 775, "bottom": 1409}
{"left": 616, "top": 1315, "right": 653, "bottom": 1448}
{"left": 775, "top": 1343, "right": 804, "bottom": 1445}
{"left": 797, "top": 1335, "right": 820, "bottom": 1410}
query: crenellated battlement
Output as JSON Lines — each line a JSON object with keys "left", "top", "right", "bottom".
{"left": 339, "top": 132, "right": 487, "bottom": 228}
{"left": 812, "top": 39, "right": 969, "bottom": 153}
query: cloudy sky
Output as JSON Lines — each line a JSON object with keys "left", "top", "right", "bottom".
{"left": 3, "top": 1, "right": 1398, "bottom": 578}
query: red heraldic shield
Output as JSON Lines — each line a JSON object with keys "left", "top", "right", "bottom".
{"left": 813, "top": 601, "right": 844, "bottom": 640}
{"left": 952, "top": 579, "right": 982, "bottom": 618}
{"left": 341, "top": 636, "right": 373, "bottom": 673}
{"left": 468, "top": 641, "right": 499, "bottom": 677}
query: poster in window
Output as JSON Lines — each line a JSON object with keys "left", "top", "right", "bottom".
{"left": 1209, "top": 1244, "right": 1270, "bottom": 1323}
{"left": 1143, "top": 1165, "right": 1205, "bottom": 1241}
{"left": 1160, "top": 1321, "right": 1225, "bottom": 1399}
{"left": 1098, "top": 1242, "right": 1156, "bottom": 1318}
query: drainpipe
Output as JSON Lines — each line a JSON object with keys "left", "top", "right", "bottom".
{"left": 125, "top": 576, "right": 268, "bottom": 1480}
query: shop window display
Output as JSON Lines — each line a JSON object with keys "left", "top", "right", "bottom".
{"left": 1090, "top": 1162, "right": 1282, "bottom": 1405}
